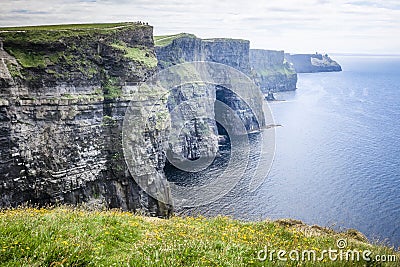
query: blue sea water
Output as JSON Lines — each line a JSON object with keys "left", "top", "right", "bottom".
{"left": 166, "top": 56, "right": 400, "bottom": 248}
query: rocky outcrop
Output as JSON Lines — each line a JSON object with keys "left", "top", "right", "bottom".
{"left": 0, "top": 23, "right": 172, "bottom": 217}
{"left": 249, "top": 49, "right": 297, "bottom": 92}
{"left": 285, "top": 53, "right": 342, "bottom": 73}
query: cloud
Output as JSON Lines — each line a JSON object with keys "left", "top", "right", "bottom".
{"left": 0, "top": 0, "right": 399, "bottom": 54}
{"left": 11, "top": 9, "right": 49, "bottom": 14}
{"left": 266, "top": 7, "right": 302, "bottom": 13}
{"left": 347, "top": 0, "right": 400, "bottom": 9}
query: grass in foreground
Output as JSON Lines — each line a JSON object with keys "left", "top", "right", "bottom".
{"left": 0, "top": 206, "right": 398, "bottom": 266}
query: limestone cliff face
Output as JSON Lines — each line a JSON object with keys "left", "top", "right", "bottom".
{"left": 0, "top": 23, "right": 171, "bottom": 217}
{"left": 155, "top": 34, "right": 264, "bottom": 162}
{"left": 249, "top": 49, "right": 297, "bottom": 93}
{"left": 156, "top": 34, "right": 250, "bottom": 74}
{"left": 200, "top": 39, "right": 251, "bottom": 75}
{"left": 155, "top": 34, "right": 202, "bottom": 69}
{"left": 285, "top": 53, "right": 342, "bottom": 73}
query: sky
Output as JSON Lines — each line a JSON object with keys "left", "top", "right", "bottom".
{"left": 1, "top": 0, "right": 399, "bottom": 54}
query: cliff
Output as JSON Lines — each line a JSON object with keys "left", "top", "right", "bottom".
{"left": 0, "top": 26, "right": 268, "bottom": 215}
{"left": 155, "top": 35, "right": 297, "bottom": 95}
{"left": 155, "top": 33, "right": 251, "bottom": 74}
{"left": 285, "top": 53, "right": 342, "bottom": 73}
{"left": 0, "top": 23, "right": 171, "bottom": 217}
{"left": 249, "top": 49, "right": 297, "bottom": 92}
{"left": 155, "top": 34, "right": 265, "bottom": 164}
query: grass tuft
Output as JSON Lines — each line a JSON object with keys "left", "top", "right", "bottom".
{"left": 111, "top": 42, "right": 157, "bottom": 68}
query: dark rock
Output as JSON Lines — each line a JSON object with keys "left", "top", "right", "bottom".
{"left": 265, "top": 91, "right": 276, "bottom": 101}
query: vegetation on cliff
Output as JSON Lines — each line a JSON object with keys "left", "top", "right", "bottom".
{"left": 255, "top": 62, "right": 296, "bottom": 77}
{"left": 111, "top": 42, "right": 157, "bottom": 68}
{"left": 0, "top": 22, "right": 144, "bottom": 68}
{"left": 0, "top": 22, "right": 157, "bottom": 94}
{"left": 0, "top": 206, "right": 397, "bottom": 266}
{"left": 202, "top": 38, "right": 249, "bottom": 43}
{"left": 249, "top": 49, "right": 297, "bottom": 92}
{"left": 154, "top": 33, "right": 197, "bottom": 47}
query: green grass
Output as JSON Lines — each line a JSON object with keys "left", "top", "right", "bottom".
{"left": 0, "top": 22, "right": 138, "bottom": 31}
{"left": 102, "top": 115, "right": 117, "bottom": 126}
{"left": 0, "top": 22, "right": 146, "bottom": 46}
{"left": 102, "top": 77, "right": 122, "bottom": 100}
{"left": 6, "top": 48, "right": 48, "bottom": 68}
{"left": 154, "top": 33, "right": 248, "bottom": 47}
{"left": 5, "top": 61, "right": 22, "bottom": 78}
{"left": 0, "top": 22, "right": 153, "bottom": 85}
{"left": 154, "top": 33, "right": 197, "bottom": 47}
{"left": 256, "top": 64, "right": 296, "bottom": 77}
{"left": 0, "top": 206, "right": 398, "bottom": 266}
{"left": 111, "top": 42, "right": 157, "bottom": 68}
{"left": 202, "top": 38, "right": 249, "bottom": 43}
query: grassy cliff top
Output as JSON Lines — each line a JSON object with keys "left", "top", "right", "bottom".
{"left": 0, "top": 22, "right": 149, "bottom": 45}
{"left": 202, "top": 37, "right": 249, "bottom": 43}
{"left": 154, "top": 33, "right": 249, "bottom": 47}
{"left": 0, "top": 206, "right": 398, "bottom": 266}
{"left": 154, "top": 33, "right": 197, "bottom": 47}
{"left": 0, "top": 22, "right": 156, "bottom": 89}
{"left": 0, "top": 22, "right": 141, "bottom": 31}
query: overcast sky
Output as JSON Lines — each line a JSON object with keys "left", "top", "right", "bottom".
{"left": 1, "top": 0, "right": 399, "bottom": 54}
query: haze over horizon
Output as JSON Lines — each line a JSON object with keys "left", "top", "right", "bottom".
{"left": 1, "top": 0, "right": 399, "bottom": 55}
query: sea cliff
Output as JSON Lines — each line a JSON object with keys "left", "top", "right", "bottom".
{"left": 250, "top": 49, "right": 297, "bottom": 92}
{"left": 285, "top": 53, "right": 342, "bottom": 73}
{"left": 155, "top": 33, "right": 265, "bottom": 164}
{"left": 155, "top": 34, "right": 298, "bottom": 93}
{"left": 0, "top": 23, "right": 171, "bottom": 217}
{"left": 0, "top": 25, "right": 269, "bottom": 216}
{"left": 0, "top": 25, "right": 341, "bottom": 216}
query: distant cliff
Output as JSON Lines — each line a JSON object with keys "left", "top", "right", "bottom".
{"left": 155, "top": 33, "right": 251, "bottom": 74}
{"left": 0, "top": 23, "right": 171, "bottom": 217}
{"left": 285, "top": 53, "right": 342, "bottom": 73}
{"left": 155, "top": 34, "right": 297, "bottom": 93}
{"left": 249, "top": 49, "right": 297, "bottom": 92}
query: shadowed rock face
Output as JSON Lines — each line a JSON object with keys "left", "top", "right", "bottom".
{"left": 0, "top": 23, "right": 172, "bottom": 217}
{"left": 285, "top": 53, "right": 342, "bottom": 73}
{"left": 249, "top": 49, "right": 297, "bottom": 93}
{"left": 155, "top": 35, "right": 265, "bottom": 164}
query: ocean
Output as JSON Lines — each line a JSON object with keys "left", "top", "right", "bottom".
{"left": 165, "top": 56, "right": 400, "bottom": 248}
